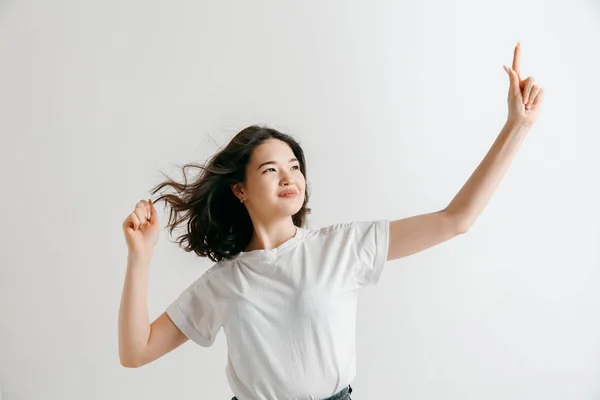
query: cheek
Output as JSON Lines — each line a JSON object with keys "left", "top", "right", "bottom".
{"left": 298, "top": 182, "right": 306, "bottom": 194}
{"left": 248, "top": 178, "right": 271, "bottom": 198}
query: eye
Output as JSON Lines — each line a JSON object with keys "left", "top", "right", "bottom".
{"left": 263, "top": 165, "right": 300, "bottom": 173}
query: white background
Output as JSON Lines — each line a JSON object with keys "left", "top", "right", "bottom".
{"left": 1, "top": 0, "right": 598, "bottom": 399}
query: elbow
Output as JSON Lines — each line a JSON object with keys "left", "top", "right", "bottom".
{"left": 119, "top": 337, "right": 148, "bottom": 368}
{"left": 119, "top": 351, "right": 145, "bottom": 368}
{"left": 444, "top": 208, "right": 471, "bottom": 235}
{"left": 120, "top": 355, "right": 138, "bottom": 368}
{"left": 455, "top": 219, "right": 471, "bottom": 235}
{"left": 120, "top": 357, "right": 143, "bottom": 368}
{"left": 456, "top": 225, "right": 470, "bottom": 235}
{"left": 455, "top": 218, "right": 471, "bottom": 235}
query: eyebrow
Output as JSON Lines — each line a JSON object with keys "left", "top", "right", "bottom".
{"left": 258, "top": 158, "right": 299, "bottom": 170}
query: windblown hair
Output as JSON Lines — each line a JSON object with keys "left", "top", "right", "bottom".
{"left": 150, "top": 125, "right": 312, "bottom": 263}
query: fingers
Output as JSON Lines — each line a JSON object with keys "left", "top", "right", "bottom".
{"left": 523, "top": 77, "right": 535, "bottom": 105}
{"left": 504, "top": 65, "right": 521, "bottom": 99}
{"left": 532, "top": 87, "right": 545, "bottom": 109}
{"left": 140, "top": 200, "right": 151, "bottom": 218}
{"left": 124, "top": 199, "right": 157, "bottom": 231}
{"left": 146, "top": 199, "right": 156, "bottom": 223}
{"left": 131, "top": 200, "right": 151, "bottom": 230}
{"left": 526, "top": 85, "right": 540, "bottom": 109}
{"left": 137, "top": 200, "right": 151, "bottom": 220}
{"left": 507, "top": 43, "right": 544, "bottom": 113}
{"left": 130, "top": 212, "right": 141, "bottom": 230}
{"left": 148, "top": 198, "right": 157, "bottom": 222}
{"left": 512, "top": 42, "right": 522, "bottom": 82}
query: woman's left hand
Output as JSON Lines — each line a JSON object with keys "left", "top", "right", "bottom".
{"left": 503, "top": 42, "right": 545, "bottom": 127}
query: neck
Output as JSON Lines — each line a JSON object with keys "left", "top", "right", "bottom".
{"left": 243, "top": 222, "right": 297, "bottom": 252}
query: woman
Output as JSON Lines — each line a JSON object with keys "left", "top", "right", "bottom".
{"left": 118, "top": 43, "right": 544, "bottom": 400}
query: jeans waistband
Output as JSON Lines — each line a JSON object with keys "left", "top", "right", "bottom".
{"left": 321, "top": 385, "right": 353, "bottom": 400}
{"left": 230, "top": 384, "right": 352, "bottom": 400}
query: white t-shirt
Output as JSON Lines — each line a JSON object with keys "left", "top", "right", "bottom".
{"left": 166, "top": 219, "right": 390, "bottom": 400}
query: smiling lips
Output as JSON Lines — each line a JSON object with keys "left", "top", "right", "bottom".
{"left": 279, "top": 189, "right": 298, "bottom": 197}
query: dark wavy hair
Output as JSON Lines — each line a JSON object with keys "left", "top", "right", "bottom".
{"left": 149, "top": 125, "right": 312, "bottom": 263}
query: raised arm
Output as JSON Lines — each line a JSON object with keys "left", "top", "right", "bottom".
{"left": 386, "top": 43, "right": 544, "bottom": 262}
{"left": 119, "top": 200, "right": 188, "bottom": 367}
{"left": 118, "top": 253, "right": 188, "bottom": 368}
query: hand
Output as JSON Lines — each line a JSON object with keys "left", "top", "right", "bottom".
{"left": 503, "top": 42, "right": 545, "bottom": 127}
{"left": 122, "top": 198, "right": 159, "bottom": 258}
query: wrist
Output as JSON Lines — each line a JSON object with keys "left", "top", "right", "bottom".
{"left": 505, "top": 118, "right": 532, "bottom": 134}
{"left": 127, "top": 250, "right": 153, "bottom": 266}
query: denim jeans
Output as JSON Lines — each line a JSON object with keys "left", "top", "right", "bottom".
{"left": 231, "top": 384, "right": 353, "bottom": 400}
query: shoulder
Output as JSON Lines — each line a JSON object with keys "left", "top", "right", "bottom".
{"left": 184, "top": 260, "right": 233, "bottom": 290}
{"left": 309, "top": 220, "right": 355, "bottom": 237}
{"left": 312, "top": 220, "right": 387, "bottom": 237}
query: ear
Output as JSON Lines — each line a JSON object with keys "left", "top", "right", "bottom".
{"left": 231, "top": 183, "right": 245, "bottom": 199}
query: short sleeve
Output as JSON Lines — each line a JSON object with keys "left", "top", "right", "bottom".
{"left": 349, "top": 219, "right": 390, "bottom": 287}
{"left": 165, "top": 270, "right": 223, "bottom": 347}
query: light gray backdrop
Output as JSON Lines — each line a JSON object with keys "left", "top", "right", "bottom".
{"left": 1, "top": 0, "right": 599, "bottom": 399}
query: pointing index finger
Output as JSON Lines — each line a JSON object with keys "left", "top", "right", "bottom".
{"left": 512, "top": 42, "right": 522, "bottom": 81}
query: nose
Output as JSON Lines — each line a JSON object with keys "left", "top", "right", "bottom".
{"left": 281, "top": 171, "right": 295, "bottom": 185}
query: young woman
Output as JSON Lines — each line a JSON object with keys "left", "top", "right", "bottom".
{"left": 118, "top": 43, "right": 543, "bottom": 400}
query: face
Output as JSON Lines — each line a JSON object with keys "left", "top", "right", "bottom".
{"left": 235, "top": 139, "right": 305, "bottom": 221}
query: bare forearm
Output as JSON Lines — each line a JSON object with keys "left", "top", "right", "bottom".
{"left": 118, "top": 252, "right": 152, "bottom": 366}
{"left": 446, "top": 120, "right": 531, "bottom": 231}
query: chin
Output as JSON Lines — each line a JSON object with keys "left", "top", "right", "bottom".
{"left": 274, "top": 201, "right": 302, "bottom": 214}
